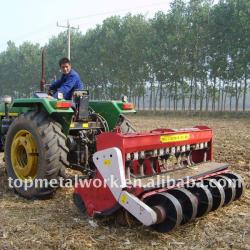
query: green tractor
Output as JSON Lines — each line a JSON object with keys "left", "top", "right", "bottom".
{"left": 0, "top": 91, "right": 136, "bottom": 198}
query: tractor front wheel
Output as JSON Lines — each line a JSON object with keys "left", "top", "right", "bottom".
{"left": 5, "top": 111, "right": 69, "bottom": 198}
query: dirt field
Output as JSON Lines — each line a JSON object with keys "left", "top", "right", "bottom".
{"left": 0, "top": 115, "right": 249, "bottom": 250}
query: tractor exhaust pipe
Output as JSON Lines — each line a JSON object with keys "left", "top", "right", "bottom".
{"left": 40, "top": 48, "right": 46, "bottom": 92}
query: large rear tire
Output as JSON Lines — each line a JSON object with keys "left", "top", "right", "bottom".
{"left": 5, "top": 111, "right": 69, "bottom": 198}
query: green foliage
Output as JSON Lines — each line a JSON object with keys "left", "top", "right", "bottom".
{"left": 0, "top": 0, "right": 249, "bottom": 111}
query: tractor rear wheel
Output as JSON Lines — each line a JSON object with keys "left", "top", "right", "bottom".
{"left": 5, "top": 111, "right": 69, "bottom": 198}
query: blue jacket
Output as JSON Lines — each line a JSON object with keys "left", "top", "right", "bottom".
{"left": 50, "top": 69, "right": 84, "bottom": 100}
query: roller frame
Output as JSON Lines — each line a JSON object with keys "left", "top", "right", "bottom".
{"left": 93, "top": 147, "right": 157, "bottom": 226}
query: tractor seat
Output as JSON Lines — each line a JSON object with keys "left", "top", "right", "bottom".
{"left": 72, "top": 90, "right": 89, "bottom": 121}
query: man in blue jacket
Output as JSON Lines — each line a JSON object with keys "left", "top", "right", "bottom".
{"left": 49, "top": 57, "right": 84, "bottom": 100}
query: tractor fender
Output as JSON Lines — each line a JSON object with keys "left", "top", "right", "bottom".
{"left": 11, "top": 98, "right": 74, "bottom": 135}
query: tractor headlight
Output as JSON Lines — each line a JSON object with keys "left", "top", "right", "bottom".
{"left": 1, "top": 95, "right": 12, "bottom": 104}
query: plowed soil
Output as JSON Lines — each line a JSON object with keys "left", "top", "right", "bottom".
{"left": 0, "top": 115, "right": 249, "bottom": 250}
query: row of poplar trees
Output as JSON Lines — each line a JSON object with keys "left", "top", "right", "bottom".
{"left": 0, "top": 0, "right": 249, "bottom": 111}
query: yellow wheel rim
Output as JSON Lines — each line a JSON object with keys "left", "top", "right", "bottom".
{"left": 11, "top": 130, "right": 38, "bottom": 181}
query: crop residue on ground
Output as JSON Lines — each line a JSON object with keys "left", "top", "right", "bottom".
{"left": 0, "top": 115, "right": 249, "bottom": 249}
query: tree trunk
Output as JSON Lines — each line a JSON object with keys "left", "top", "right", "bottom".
{"left": 188, "top": 78, "right": 193, "bottom": 111}
{"left": 182, "top": 93, "right": 185, "bottom": 111}
{"left": 205, "top": 78, "right": 209, "bottom": 111}
{"left": 235, "top": 81, "right": 242, "bottom": 112}
{"left": 149, "top": 81, "right": 153, "bottom": 110}
{"left": 230, "top": 95, "right": 232, "bottom": 111}
{"left": 173, "top": 82, "right": 176, "bottom": 111}
{"left": 194, "top": 78, "right": 197, "bottom": 111}
{"left": 200, "top": 79, "right": 204, "bottom": 111}
{"left": 217, "top": 79, "right": 221, "bottom": 111}
{"left": 159, "top": 82, "right": 163, "bottom": 110}
{"left": 164, "top": 91, "right": 167, "bottom": 111}
{"left": 154, "top": 84, "right": 160, "bottom": 112}
{"left": 224, "top": 91, "right": 227, "bottom": 111}
{"left": 129, "top": 84, "right": 132, "bottom": 102}
{"left": 168, "top": 93, "right": 171, "bottom": 111}
{"left": 181, "top": 77, "right": 185, "bottom": 111}
{"left": 235, "top": 81, "right": 238, "bottom": 112}
{"left": 243, "top": 72, "right": 248, "bottom": 111}
{"left": 212, "top": 77, "right": 216, "bottom": 111}
{"left": 137, "top": 95, "right": 140, "bottom": 110}
{"left": 220, "top": 81, "right": 225, "bottom": 111}
{"left": 142, "top": 92, "right": 145, "bottom": 110}
{"left": 110, "top": 83, "right": 113, "bottom": 99}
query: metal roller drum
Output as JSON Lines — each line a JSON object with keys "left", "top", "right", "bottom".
{"left": 144, "top": 192, "right": 183, "bottom": 233}
{"left": 203, "top": 178, "right": 225, "bottom": 211}
{"left": 213, "top": 175, "right": 236, "bottom": 205}
{"left": 222, "top": 172, "right": 245, "bottom": 201}
{"left": 167, "top": 188, "right": 198, "bottom": 224}
{"left": 186, "top": 183, "right": 213, "bottom": 217}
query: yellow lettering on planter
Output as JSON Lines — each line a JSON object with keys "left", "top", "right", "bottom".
{"left": 160, "top": 133, "right": 190, "bottom": 143}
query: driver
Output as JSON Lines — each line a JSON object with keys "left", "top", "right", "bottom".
{"left": 49, "top": 57, "right": 84, "bottom": 100}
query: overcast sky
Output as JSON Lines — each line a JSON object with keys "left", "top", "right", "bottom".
{"left": 0, "top": 0, "right": 171, "bottom": 52}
